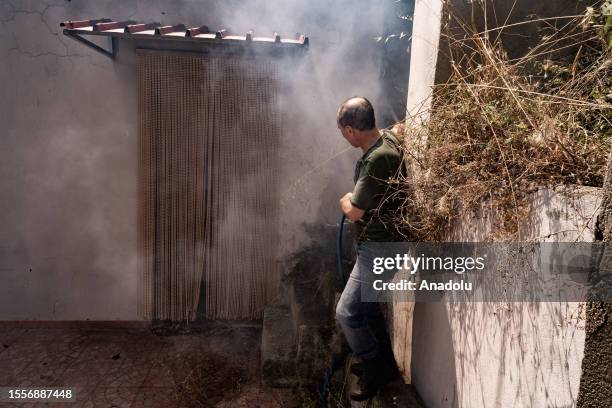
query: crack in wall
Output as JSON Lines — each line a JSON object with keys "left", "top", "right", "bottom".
{"left": 2, "top": 1, "right": 72, "bottom": 59}
{"left": 5, "top": 32, "right": 112, "bottom": 73}
{"left": 2, "top": 2, "right": 113, "bottom": 69}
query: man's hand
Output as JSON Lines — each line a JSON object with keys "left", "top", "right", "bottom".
{"left": 339, "top": 192, "right": 365, "bottom": 222}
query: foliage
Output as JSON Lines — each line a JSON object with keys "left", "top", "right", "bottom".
{"left": 393, "top": 2, "right": 612, "bottom": 241}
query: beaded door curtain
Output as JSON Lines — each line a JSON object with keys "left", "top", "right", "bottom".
{"left": 138, "top": 52, "right": 282, "bottom": 320}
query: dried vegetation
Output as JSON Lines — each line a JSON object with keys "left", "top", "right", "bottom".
{"left": 393, "top": 1, "right": 612, "bottom": 241}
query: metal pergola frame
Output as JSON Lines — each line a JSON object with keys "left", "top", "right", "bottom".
{"left": 61, "top": 19, "right": 309, "bottom": 60}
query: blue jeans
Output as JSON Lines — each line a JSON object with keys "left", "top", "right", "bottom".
{"left": 335, "top": 245, "right": 389, "bottom": 359}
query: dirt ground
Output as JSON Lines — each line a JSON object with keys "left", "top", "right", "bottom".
{"left": 0, "top": 322, "right": 297, "bottom": 407}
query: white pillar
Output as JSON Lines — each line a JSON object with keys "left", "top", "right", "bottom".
{"left": 405, "top": 0, "right": 444, "bottom": 128}
{"left": 391, "top": 0, "right": 445, "bottom": 386}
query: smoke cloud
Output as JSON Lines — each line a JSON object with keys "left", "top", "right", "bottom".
{"left": 0, "top": 0, "right": 411, "bottom": 319}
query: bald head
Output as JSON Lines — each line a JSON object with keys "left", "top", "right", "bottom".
{"left": 336, "top": 97, "right": 376, "bottom": 131}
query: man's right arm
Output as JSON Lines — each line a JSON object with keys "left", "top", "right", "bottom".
{"left": 340, "top": 192, "right": 366, "bottom": 222}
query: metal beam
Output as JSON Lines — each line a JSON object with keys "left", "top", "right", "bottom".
{"left": 63, "top": 30, "right": 117, "bottom": 60}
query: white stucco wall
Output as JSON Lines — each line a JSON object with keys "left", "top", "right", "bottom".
{"left": 401, "top": 1, "right": 601, "bottom": 403}
{"left": 0, "top": 1, "right": 141, "bottom": 320}
{"left": 404, "top": 187, "right": 601, "bottom": 408}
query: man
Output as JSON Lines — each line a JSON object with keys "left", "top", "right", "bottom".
{"left": 335, "top": 96, "right": 404, "bottom": 401}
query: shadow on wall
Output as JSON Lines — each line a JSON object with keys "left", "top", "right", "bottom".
{"left": 407, "top": 188, "right": 599, "bottom": 407}
{"left": 412, "top": 302, "right": 458, "bottom": 408}
{"left": 412, "top": 302, "right": 575, "bottom": 408}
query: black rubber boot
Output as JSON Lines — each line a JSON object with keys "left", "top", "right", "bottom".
{"left": 351, "top": 341, "right": 399, "bottom": 382}
{"left": 349, "top": 356, "right": 385, "bottom": 401}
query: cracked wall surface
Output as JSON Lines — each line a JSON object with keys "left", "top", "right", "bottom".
{"left": 0, "top": 0, "right": 390, "bottom": 319}
{"left": 0, "top": 0, "right": 151, "bottom": 319}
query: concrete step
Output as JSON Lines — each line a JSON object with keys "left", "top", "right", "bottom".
{"left": 261, "top": 304, "right": 298, "bottom": 387}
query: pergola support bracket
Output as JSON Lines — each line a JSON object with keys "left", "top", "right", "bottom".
{"left": 63, "top": 30, "right": 117, "bottom": 60}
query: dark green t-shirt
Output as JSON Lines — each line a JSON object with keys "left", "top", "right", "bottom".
{"left": 351, "top": 130, "right": 405, "bottom": 242}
